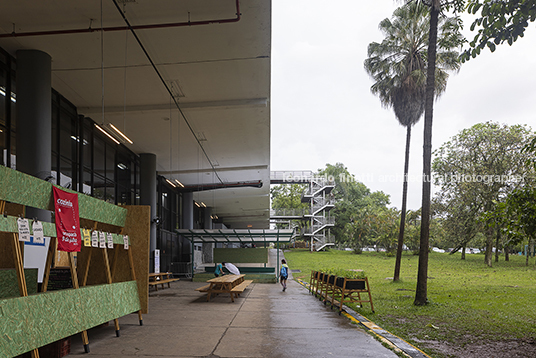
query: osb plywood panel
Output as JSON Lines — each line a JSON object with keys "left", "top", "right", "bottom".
{"left": 0, "top": 165, "right": 127, "bottom": 227}
{"left": 0, "top": 269, "right": 38, "bottom": 299}
{"left": 1, "top": 202, "right": 25, "bottom": 218}
{"left": 0, "top": 281, "right": 140, "bottom": 358}
{"left": 214, "top": 248, "right": 269, "bottom": 263}
{"left": 0, "top": 232, "right": 16, "bottom": 269}
{"left": 77, "top": 247, "right": 108, "bottom": 286}
{"left": 111, "top": 246, "right": 133, "bottom": 283}
{"left": 122, "top": 205, "right": 150, "bottom": 314}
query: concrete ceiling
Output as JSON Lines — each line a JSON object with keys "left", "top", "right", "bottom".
{"left": 0, "top": 0, "right": 271, "bottom": 229}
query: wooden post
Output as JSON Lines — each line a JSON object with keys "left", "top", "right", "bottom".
{"left": 127, "top": 248, "right": 144, "bottom": 325}
{"left": 102, "top": 247, "right": 121, "bottom": 337}
{"left": 111, "top": 243, "right": 120, "bottom": 280}
{"left": 41, "top": 237, "right": 56, "bottom": 293}
{"left": 68, "top": 252, "right": 91, "bottom": 352}
{"left": 81, "top": 222, "right": 98, "bottom": 287}
{"left": 80, "top": 247, "right": 92, "bottom": 287}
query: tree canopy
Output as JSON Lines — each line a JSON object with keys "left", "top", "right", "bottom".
{"left": 462, "top": 0, "right": 536, "bottom": 61}
{"left": 432, "top": 122, "right": 536, "bottom": 266}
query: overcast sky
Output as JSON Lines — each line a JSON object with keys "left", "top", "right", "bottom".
{"left": 270, "top": 0, "right": 536, "bottom": 210}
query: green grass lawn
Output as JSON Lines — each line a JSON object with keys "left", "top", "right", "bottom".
{"left": 284, "top": 249, "right": 536, "bottom": 357}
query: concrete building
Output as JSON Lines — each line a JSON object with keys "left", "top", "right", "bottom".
{"left": 0, "top": 0, "right": 272, "bottom": 274}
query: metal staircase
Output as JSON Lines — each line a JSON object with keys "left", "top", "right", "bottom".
{"left": 301, "top": 177, "right": 335, "bottom": 251}
{"left": 270, "top": 171, "right": 335, "bottom": 251}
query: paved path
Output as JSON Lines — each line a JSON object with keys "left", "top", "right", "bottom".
{"left": 67, "top": 275, "right": 398, "bottom": 357}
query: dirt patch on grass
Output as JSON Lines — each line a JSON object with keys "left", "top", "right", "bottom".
{"left": 415, "top": 337, "right": 536, "bottom": 358}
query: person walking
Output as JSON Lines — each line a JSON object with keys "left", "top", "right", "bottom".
{"left": 280, "top": 259, "right": 289, "bottom": 291}
{"left": 214, "top": 263, "right": 224, "bottom": 277}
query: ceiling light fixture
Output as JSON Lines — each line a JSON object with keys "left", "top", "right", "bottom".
{"left": 174, "top": 179, "right": 184, "bottom": 188}
{"left": 166, "top": 179, "right": 176, "bottom": 187}
{"left": 95, "top": 124, "right": 120, "bottom": 145}
{"left": 105, "top": 123, "right": 133, "bottom": 144}
{"left": 194, "top": 202, "right": 200, "bottom": 207}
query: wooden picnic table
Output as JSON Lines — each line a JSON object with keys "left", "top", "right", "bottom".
{"left": 195, "top": 274, "right": 252, "bottom": 302}
{"left": 149, "top": 272, "right": 179, "bottom": 291}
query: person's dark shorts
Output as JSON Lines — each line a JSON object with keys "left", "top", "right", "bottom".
{"left": 280, "top": 275, "right": 288, "bottom": 281}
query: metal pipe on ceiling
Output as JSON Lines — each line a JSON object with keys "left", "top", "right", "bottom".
{"left": 0, "top": 0, "right": 241, "bottom": 38}
{"left": 178, "top": 180, "right": 263, "bottom": 193}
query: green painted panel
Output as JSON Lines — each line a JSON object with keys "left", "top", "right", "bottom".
{"left": 0, "top": 269, "right": 38, "bottom": 299}
{"left": 0, "top": 216, "right": 131, "bottom": 247}
{"left": 0, "top": 281, "right": 140, "bottom": 358}
{"left": 0, "top": 165, "right": 127, "bottom": 227}
{"left": 0, "top": 216, "right": 57, "bottom": 237}
{"left": 213, "top": 248, "right": 268, "bottom": 263}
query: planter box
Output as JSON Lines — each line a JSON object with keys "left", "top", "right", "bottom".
{"left": 344, "top": 279, "right": 366, "bottom": 290}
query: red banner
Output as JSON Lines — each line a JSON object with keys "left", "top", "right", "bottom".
{"left": 53, "top": 186, "right": 82, "bottom": 252}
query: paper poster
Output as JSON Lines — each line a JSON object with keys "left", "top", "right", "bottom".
{"left": 154, "top": 249, "right": 160, "bottom": 274}
{"left": 99, "top": 231, "right": 106, "bottom": 248}
{"left": 17, "top": 218, "right": 31, "bottom": 242}
{"left": 91, "top": 230, "right": 99, "bottom": 247}
{"left": 26, "top": 236, "right": 46, "bottom": 247}
{"left": 82, "top": 228, "right": 91, "bottom": 247}
{"left": 53, "top": 186, "right": 82, "bottom": 252}
{"left": 32, "top": 220, "right": 45, "bottom": 244}
{"left": 107, "top": 232, "right": 114, "bottom": 249}
{"left": 123, "top": 235, "right": 129, "bottom": 250}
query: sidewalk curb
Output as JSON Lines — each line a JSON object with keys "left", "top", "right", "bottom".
{"left": 296, "top": 279, "right": 432, "bottom": 358}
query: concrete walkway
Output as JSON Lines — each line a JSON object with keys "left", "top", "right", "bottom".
{"left": 67, "top": 277, "right": 398, "bottom": 357}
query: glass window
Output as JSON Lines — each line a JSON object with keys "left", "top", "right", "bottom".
{"left": 117, "top": 184, "right": 130, "bottom": 205}
{"left": 106, "top": 143, "right": 115, "bottom": 182}
{"left": 105, "top": 179, "right": 115, "bottom": 204}
{"left": 51, "top": 105, "right": 58, "bottom": 154}
{"left": 59, "top": 110, "right": 73, "bottom": 161}
{"left": 93, "top": 174, "right": 106, "bottom": 200}
{"left": 94, "top": 136, "right": 105, "bottom": 179}
{"left": 59, "top": 157, "right": 72, "bottom": 189}
{"left": 0, "top": 67, "right": 5, "bottom": 166}
{"left": 82, "top": 168, "right": 92, "bottom": 196}
{"left": 82, "top": 123, "right": 92, "bottom": 170}
{"left": 51, "top": 152, "right": 58, "bottom": 182}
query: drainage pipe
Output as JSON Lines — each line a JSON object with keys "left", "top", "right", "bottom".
{"left": 0, "top": 0, "right": 241, "bottom": 38}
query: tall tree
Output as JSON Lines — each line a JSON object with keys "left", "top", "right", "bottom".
{"left": 316, "top": 163, "right": 390, "bottom": 245}
{"left": 270, "top": 184, "right": 309, "bottom": 231}
{"left": 432, "top": 122, "right": 536, "bottom": 266}
{"left": 364, "top": 2, "right": 464, "bottom": 282}
{"left": 400, "top": 0, "right": 466, "bottom": 306}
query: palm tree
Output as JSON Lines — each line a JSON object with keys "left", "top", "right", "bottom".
{"left": 364, "top": 2, "right": 463, "bottom": 286}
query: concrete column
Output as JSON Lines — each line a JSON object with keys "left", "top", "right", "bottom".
{"left": 140, "top": 153, "right": 157, "bottom": 271}
{"left": 202, "top": 207, "right": 213, "bottom": 263}
{"left": 16, "top": 50, "right": 52, "bottom": 222}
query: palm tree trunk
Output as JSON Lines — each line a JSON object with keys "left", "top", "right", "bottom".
{"left": 414, "top": 1, "right": 440, "bottom": 306}
{"left": 394, "top": 125, "right": 412, "bottom": 282}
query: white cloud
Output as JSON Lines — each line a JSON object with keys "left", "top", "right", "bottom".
{"left": 271, "top": 0, "right": 536, "bottom": 210}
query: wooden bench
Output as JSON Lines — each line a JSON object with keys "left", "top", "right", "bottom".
{"left": 149, "top": 272, "right": 180, "bottom": 291}
{"left": 230, "top": 279, "right": 253, "bottom": 296}
{"left": 195, "top": 284, "right": 211, "bottom": 292}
